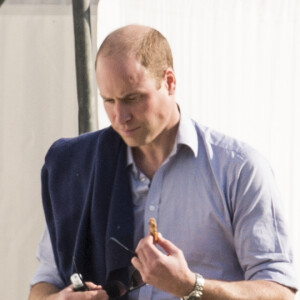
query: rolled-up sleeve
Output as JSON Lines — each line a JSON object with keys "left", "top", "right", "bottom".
{"left": 232, "top": 149, "right": 298, "bottom": 290}
{"left": 30, "top": 227, "right": 64, "bottom": 289}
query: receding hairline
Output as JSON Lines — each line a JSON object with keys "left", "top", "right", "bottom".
{"left": 96, "top": 24, "right": 153, "bottom": 59}
{"left": 95, "top": 24, "right": 174, "bottom": 88}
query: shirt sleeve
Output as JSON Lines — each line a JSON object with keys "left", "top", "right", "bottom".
{"left": 30, "top": 227, "right": 65, "bottom": 289}
{"left": 231, "top": 149, "right": 298, "bottom": 290}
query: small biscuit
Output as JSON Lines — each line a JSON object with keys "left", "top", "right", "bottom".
{"left": 149, "top": 218, "right": 158, "bottom": 243}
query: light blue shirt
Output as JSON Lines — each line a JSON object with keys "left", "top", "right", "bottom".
{"left": 31, "top": 113, "right": 298, "bottom": 298}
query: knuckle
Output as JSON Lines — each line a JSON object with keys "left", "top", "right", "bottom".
{"left": 177, "top": 248, "right": 183, "bottom": 256}
{"left": 140, "top": 266, "right": 154, "bottom": 283}
{"left": 151, "top": 260, "right": 161, "bottom": 270}
{"left": 141, "top": 272, "right": 151, "bottom": 283}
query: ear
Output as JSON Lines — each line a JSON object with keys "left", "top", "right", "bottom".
{"left": 164, "top": 68, "right": 176, "bottom": 95}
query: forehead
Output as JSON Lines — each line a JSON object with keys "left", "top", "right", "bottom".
{"left": 96, "top": 55, "right": 152, "bottom": 98}
{"left": 98, "top": 54, "right": 142, "bottom": 75}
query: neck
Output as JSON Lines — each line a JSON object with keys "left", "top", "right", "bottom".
{"left": 132, "top": 112, "right": 180, "bottom": 179}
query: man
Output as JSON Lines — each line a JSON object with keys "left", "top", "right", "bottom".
{"left": 29, "top": 25, "right": 298, "bottom": 300}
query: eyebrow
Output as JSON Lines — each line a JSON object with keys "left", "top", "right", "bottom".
{"left": 101, "top": 92, "right": 142, "bottom": 101}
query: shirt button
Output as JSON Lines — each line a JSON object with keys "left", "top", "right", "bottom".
{"left": 149, "top": 205, "right": 155, "bottom": 211}
{"left": 140, "top": 176, "right": 146, "bottom": 182}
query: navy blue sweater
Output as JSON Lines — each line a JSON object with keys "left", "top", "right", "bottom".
{"left": 41, "top": 127, "right": 134, "bottom": 294}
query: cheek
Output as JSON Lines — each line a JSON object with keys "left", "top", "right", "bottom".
{"left": 149, "top": 95, "right": 171, "bottom": 120}
{"left": 103, "top": 104, "right": 115, "bottom": 122}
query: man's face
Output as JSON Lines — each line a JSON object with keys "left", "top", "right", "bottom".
{"left": 96, "top": 55, "right": 177, "bottom": 148}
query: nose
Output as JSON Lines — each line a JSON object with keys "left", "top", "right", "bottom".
{"left": 114, "top": 101, "right": 131, "bottom": 125}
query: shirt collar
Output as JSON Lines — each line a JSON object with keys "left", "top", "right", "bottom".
{"left": 126, "top": 110, "right": 198, "bottom": 172}
{"left": 175, "top": 111, "right": 198, "bottom": 157}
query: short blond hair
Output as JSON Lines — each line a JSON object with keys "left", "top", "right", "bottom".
{"left": 96, "top": 25, "right": 173, "bottom": 87}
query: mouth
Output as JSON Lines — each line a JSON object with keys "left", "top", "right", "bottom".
{"left": 118, "top": 127, "right": 140, "bottom": 136}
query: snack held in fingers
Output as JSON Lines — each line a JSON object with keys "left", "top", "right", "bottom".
{"left": 149, "top": 218, "right": 158, "bottom": 243}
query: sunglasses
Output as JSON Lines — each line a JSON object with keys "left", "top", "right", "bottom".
{"left": 103, "top": 237, "right": 146, "bottom": 299}
{"left": 71, "top": 237, "right": 145, "bottom": 299}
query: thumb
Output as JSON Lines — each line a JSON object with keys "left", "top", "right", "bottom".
{"left": 157, "top": 233, "right": 180, "bottom": 255}
{"left": 85, "top": 282, "right": 103, "bottom": 290}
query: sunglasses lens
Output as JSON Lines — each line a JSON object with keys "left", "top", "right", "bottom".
{"left": 104, "top": 280, "right": 127, "bottom": 299}
{"left": 104, "top": 270, "right": 145, "bottom": 299}
{"left": 129, "top": 269, "right": 144, "bottom": 290}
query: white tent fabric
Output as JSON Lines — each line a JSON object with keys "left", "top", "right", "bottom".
{"left": 0, "top": 1, "right": 99, "bottom": 299}
{"left": 97, "top": 1, "right": 300, "bottom": 298}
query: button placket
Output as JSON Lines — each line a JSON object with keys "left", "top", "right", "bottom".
{"left": 143, "top": 169, "right": 163, "bottom": 237}
{"left": 149, "top": 204, "right": 155, "bottom": 211}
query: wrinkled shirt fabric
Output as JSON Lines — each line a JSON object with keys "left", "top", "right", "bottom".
{"left": 31, "top": 113, "right": 298, "bottom": 299}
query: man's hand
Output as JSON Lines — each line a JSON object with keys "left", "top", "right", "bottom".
{"left": 131, "top": 234, "right": 296, "bottom": 300}
{"left": 29, "top": 282, "right": 109, "bottom": 300}
{"left": 55, "top": 282, "right": 108, "bottom": 300}
{"left": 131, "top": 233, "right": 195, "bottom": 297}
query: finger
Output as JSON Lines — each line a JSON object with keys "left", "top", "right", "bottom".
{"left": 131, "top": 255, "right": 143, "bottom": 271}
{"left": 156, "top": 233, "right": 180, "bottom": 255}
{"left": 64, "top": 284, "right": 75, "bottom": 292}
{"left": 136, "top": 234, "right": 162, "bottom": 263}
{"left": 141, "top": 234, "right": 162, "bottom": 251}
{"left": 86, "top": 290, "right": 108, "bottom": 300}
{"left": 92, "top": 289, "right": 109, "bottom": 299}
{"left": 136, "top": 234, "right": 153, "bottom": 249}
{"left": 85, "top": 281, "right": 103, "bottom": 290}
{"left": 84, "top": 289, "right": 108, "bottom": 299}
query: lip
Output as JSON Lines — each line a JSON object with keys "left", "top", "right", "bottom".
{"left": 119, "top": 127, "right": 140, "bottom": 136}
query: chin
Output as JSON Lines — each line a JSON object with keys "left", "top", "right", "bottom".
{"left": 121, "top": 136, "right": 150, "bottom": 148}
{"left": 121, "top": 137, "right": 142, "bottom": 147}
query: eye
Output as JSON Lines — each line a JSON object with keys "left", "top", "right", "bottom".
{"left": 104, "top": 98, "right": 114, "bottom": 104}
{"left": 126, "top": 97, "right": 137, "bottom": 102}
{"left": 125, "top": 94, "right": 144, "bottom": 103}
